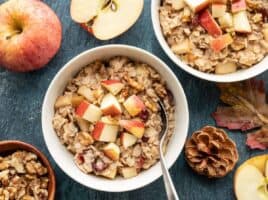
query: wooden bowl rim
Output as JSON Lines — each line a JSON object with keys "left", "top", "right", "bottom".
{"left": 0, "top": 140, "right": 56, "bottom": 200}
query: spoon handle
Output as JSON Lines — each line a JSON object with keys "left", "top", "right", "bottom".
{"left": 160, "top": 152, "right": 179, "bottom": 200}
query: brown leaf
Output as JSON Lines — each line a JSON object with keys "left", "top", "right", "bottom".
{"left": 212, "top": 79, "right": 268, "bottom": 131}
{"left": 246, "top": 126, "right": 268, "bottom": 150}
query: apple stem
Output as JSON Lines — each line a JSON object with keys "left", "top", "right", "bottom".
{"left": 6, "top": 30, "right": 21, "bottom": 40}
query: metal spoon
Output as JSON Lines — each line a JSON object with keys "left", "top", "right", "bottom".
{"left": 158, "top": 101, "right": 179, "bottom": 200}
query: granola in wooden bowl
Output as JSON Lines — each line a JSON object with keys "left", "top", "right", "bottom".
{"left": 52, "top": 56, "right": 175, "bottom": 179}
{"left": 159, "top": 0, "right": 268, "bottom": 74}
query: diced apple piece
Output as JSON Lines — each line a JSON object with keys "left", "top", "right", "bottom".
{"left": 76, "top": 117, "right": 90, "bottom": 132}
{"left": 71, "top": 95, "right": 84, "bottom": 107}
{"left": 199, "top": 10, "right": 222, "bottom": 37}
{"left": 55, "top": 95, "right": 72, "bottom": 108}
{"left": 77, "top": 85, "right": 94, "bottom": 102}
{"left": 101, "top": 93, "right": 122, "bottom": 116}
{"left": 218, "top": 12, "right": 233, "bottom": 28}
{"left": 119, "top": 119, "right": 145, "bottom": 138}
{"left": 233, "top": 11, "right": 251, "bottom": 33}
{"left": 184, "top": 0, "right": 210, "bottom": 13}
{"left": 231, "top": 0, "right": 247, "bottom": 13}
{"left": 100, "top": 116, "right": 119, "bottom": 125}
{"left": 91, "top": 121, "right": 119, "bottom": 142}
{"left": 212, "top": 4, "right": 226, "bottom": 18}
{"left": 103, "top": 143, "right": 120, "bottom": 161}
{"left": 100, "top": 164, "right": 117, "bottom": 179}
{"left": 123, "top": 95, "right": 145, "bottom": 117}
{"left": 120, "top": 132, "right": 137, "bottom": 148}
{"left": 101, "top": 80, "right": 124, "bottom": 95}
{"left": 171, "top": 39, "right": 191, "bottom": 54}
{"left": 211, "top": 33, "right": 233, "bottom": 52}
{"left": 171, "top": 0, "right": 186, "bottom": 10}
{"left": 234, "top": 164, "right": 264, "bottom": 200}
{"left": 215, "top": 62, "right": 237, "bottom": 74}
{"left": 76, "top": 100, "right": 102, "bottom": 123}
{"left": 121, "top": 167, "right": 137, "bottom": 179}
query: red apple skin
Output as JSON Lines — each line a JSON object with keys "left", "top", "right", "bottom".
{"left": 75, "top": 100, "right": 89, "bottom": 116}
{"left": 80, "top": 23, "right": 93, "bottom": 34}
{"left": 92, "top": 122, "right": 105, "bottom": 140}
{"left": 211, "top": 34, "right": 233, "bottom": 52}
{"left": 199, "top": 10, "right": 222, "bottom": 37}
{"left": 232, "top": 0, "right": 247, "bottom": 13}
{"left": 0, "top": 0, "right": 62, "bottom": 72}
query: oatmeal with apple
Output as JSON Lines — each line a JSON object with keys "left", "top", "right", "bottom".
{"left": 159, "top": 0, "right": 268, "bottom": 74}
{"left": 52, "top": 56, "right": 175, "bottom": 179}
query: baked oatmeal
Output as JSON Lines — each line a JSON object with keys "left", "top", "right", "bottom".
{"left": 52, "top": 56, "right": 175, "bottom": 179}
{"left": 0, "top": 151, "right": 49, "bottom": 200}
{"left": 159, "top": 0, "right": 268, "bottom": 74}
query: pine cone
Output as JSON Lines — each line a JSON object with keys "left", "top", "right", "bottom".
{"left": 185, "top": 126, "right": 239, "bottom": 178}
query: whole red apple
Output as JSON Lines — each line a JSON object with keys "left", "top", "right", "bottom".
{"left": 0, "top": 0, "right": 62, "bottom": 72}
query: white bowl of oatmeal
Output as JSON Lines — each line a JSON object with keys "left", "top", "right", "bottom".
{"left": 42, "top": 45, "right": 189, "bottom": 192}
{"left": 152, "top": 0, "right": 268, "bottom": 82}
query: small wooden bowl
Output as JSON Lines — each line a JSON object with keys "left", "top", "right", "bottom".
{"left": 0, "top": 140, "right": 56, "bottom": 200}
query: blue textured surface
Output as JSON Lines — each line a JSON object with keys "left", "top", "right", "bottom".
{"left": 0, "top": 0, "right": 268, "bottom": 199}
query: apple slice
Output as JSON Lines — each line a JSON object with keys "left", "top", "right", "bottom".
{"left": 76, "top": 100, "right": 102, "bottom": 123}
{"left": 121, "top": 167, "right": 137, "bottom": 179}
{"left": 103, "top": 143, "right": 120, "bottom": 161}
{"left": 71, "top": 0, "right": 144, "bottom": 40}
{"left": 231, "top": 0, "right": 247, "bottom": 13}
{"left": 101, "top": 93, "right": 122, "bottom": 116}
{"left": 91, "top": 121, "right": 119, "bottom": 142}
{"left": 77, "top": 86, "right": 94, "bottom": 102}
{"left": 123, "top": 95, "right": 145, "bottom": 117}
{"left": 218, "top": 12, "right": 233, "bottom": 28}
{"left": 234, "top": 164, "right": 264, "bottom": 200}
{"left": 120, "top": 132, "right": 137, "bottom": 148}
{"left": 210, "top": 33, "right": 233, "bottom": 52}
{"left": 184, "top": 0, "right": 210, "bottom": 13}
{"left": 212, "top": 4, "right": 226, "bottom": 18}
{"left": 199, "top": 10, "right": 222, "bottom": 37}
{"left": 100, "top": 164, "right": 117, "bottom": 179}
{"left": 101, "top": 80, "right": 124, "bottom": 95}
{"left": 171, "top": 39, "right": 191, "bottom": 54}
{"left": 119, "top": 119, "right": 145, "bottom": 138}
{"left": 245, "top": 155, "right": 268, "bottom": 173}
{"left": 233, "top": 11, "right": 252, "bottom": 33}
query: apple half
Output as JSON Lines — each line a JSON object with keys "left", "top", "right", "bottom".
{"left": 70, "top": 0, "right": 144, "bottom": 40}
{"left": 234, "top": 155, "right": 268, "bottom": 200}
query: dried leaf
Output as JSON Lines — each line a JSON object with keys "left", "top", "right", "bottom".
{"left": 246, "top": 126, "right": 268, "bottom": 150}
{"left": 212, "top": 79, "right": 268, "bottom": 131}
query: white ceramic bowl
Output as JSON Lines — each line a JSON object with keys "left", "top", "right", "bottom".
{"left": 151, "top": 0, "right": 268, "bottom": 82}
{"left": 42, "top": 45, "right": 189, "bottom": 192}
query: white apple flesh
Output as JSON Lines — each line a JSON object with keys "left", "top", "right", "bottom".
{"left": 70, "top": 0, "right": 144, "bottom": 40}
{"left": 0, "top": 0, "right": 62, "bottom": 72}
{"left": 234, "top": 164, "right": 264, "bottom": 200}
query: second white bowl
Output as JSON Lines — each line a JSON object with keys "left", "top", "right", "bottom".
{"left": 42, "top": 45, "right": 189, "bottom": 192}
{"left": 151, "top": 0, "right": 268, "bottom": 82}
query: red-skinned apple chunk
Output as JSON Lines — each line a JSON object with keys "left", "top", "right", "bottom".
{"left": 123, "top": 95, "right": 146, "bottom": 117}
{"left": 101, "top": 93, "right": 122, "bottom": 116}
{"left": 70, "top": 0, "right": 144, "bottom": 40}
{"left": 211, "top": 33, "right": 233, "bottom": 52}
{"left": 119, "top": 119, "right": 145, "bottom": 138}
{"left": 184, "top": 0, "right": 210, "bottom": 13}
{"left": 101, "top": 80, "right": 124, "bottom": 95}
{"left": 92, "top": 121, "right": 119, "bottom": 142}
{"left": 76, "top": 100, "right": 102, "bottom": 123}
{"left": 199, "top": 10, "right": 222, "bottom": 37}
{"left": 102, "top": 143, "right": 120, "bottom": 161}
{"left": 0, "top": 0, "right": 62, "bottom": 72}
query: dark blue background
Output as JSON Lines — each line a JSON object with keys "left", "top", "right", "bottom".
{"left": 0, "top": 0, "right": 267, "bottom": 199}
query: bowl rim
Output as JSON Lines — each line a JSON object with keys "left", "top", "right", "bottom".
{"left": 151, "top": 0, "right": 268, "bottom": 83}
{"left": 42, "top": 44, "right": 189, "bottom": 192}
{"left": 0, "top": 140, "right": 56, "bottom": 200}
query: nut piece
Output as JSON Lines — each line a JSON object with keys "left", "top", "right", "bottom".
{"left": 185, "top": 126, "right": 239, "bottom": 178}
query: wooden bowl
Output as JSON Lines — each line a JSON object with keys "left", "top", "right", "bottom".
{"left": 0, "top": 140, "right": 56, "bottom": 200}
